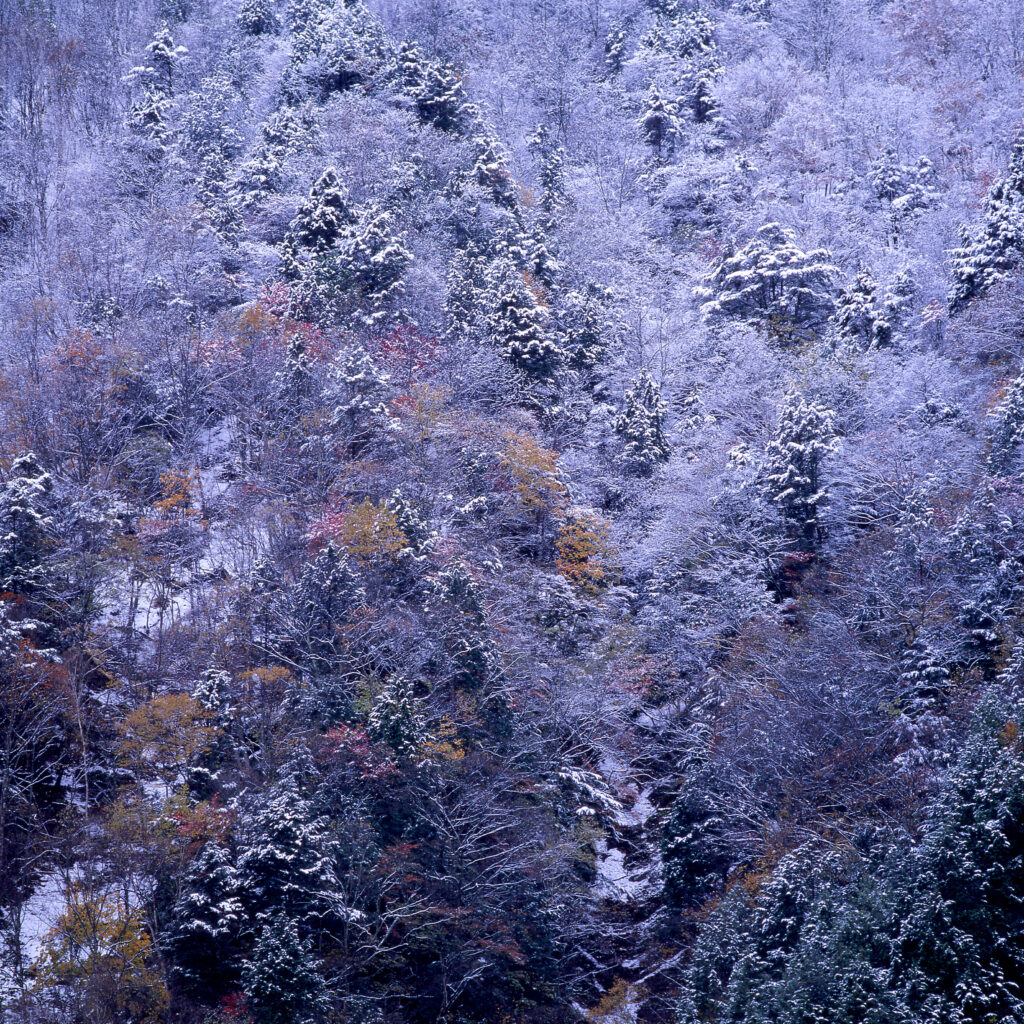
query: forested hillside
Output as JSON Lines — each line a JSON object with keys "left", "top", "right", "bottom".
{"left": 2, "top": 0, "right": 1024, "bottom": 1021}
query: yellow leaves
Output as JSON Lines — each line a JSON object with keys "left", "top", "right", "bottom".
{"left": 498, "top": 429, "right": 566, "bottom": 514}
{"left": 392, "top": 382, "right": 450, "bottom": 441}
{"left": 418, "top": 713, "right": 467, "bottom": 763}
{"left": 587, "top": 978, "right": 647, "bottom": 1024}
{"left": 116, "top": 693, "right": 219, "bottom": 791}
{"left": 34, "top": 882, "right": 168, "bottom": 1024}
{"left": 999, "top": 719, "right": 1020, "bottom": 750}
{"left": 153, "top": 466, "right": 200, "bottom": 517}
{"left": 325, "top": 498, "right": 407, "bottom": 562}
{"left": 556, "top": 511, "right": 615, "bottom": 592}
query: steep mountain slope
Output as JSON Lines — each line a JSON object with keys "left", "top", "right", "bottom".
{"left": 1, "top": 1, "right": 1024, "bottom": 1022}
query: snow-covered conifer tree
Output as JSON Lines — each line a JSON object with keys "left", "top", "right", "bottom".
{"left": 759, "top": 393, "right": 838, "bottom": 547}
{"left": 486, "top": 262, "right": 560, "bottom": 379}
{"left": 949, "top": 137, "right": 1024, "bottom": 314}
{"left": 367, "top": 674, "right": 425, "bottom": 756}
{"left": 696, "top": 223, "right": 838, "bottom": 339}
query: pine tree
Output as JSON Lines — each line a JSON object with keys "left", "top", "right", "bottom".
{"left": 949, "top": 137, "right": 1024, "bottom": 314}
{"left": 639, "top": 85, "right": 678, "bottom": 162}
{"left": 333, "top": 204, "right": 413, "bottom": 326}
{"left": 273, "top": 330, "right": 316, "bottom": 415}
{"left": 559, "top": 282, "right": 621, "bottom": 372}
{"left": 986, "top": 370, "right": 1024, "bottom": 475}
{"left": 897, "top": 637, "right": 950, "bottom": 718}
{"left": 832, "top": 269, "right": 892, "bottom": 350}
{"left": 385, "top": 488, "right": 432, "bottom": 557}
{"left": 759, "top": 393, "right": 839, "bottom": 548}
{"left": 696, "top": 223, "right": 838, "bottom": 338}
{"left": 868, "top": 147, "right": 905, "bottom": 202}
{"left": 527, "top": 122, "right": 555, "bottom": 159}
{"left": 395, "top": 39, "right": 425, "bottom": 93}
{"left": 329, "top": 343, "right": 400, "bottom": 450}
{"left": 238, "top": 777, "right": 340, "bottom": 924}
{"left": 0, "top": 453, "right": 54, "bottom": 600}
{"left": 883, "top": 268, "right": 916, "bottom": 332}
{"left": 524, "top": 226, "right": 560, "bottom": 288}
{"left": 291, "top": 543, "right": 364, "bottom": 674}
{"left": 286, "top": 0, "right": 326, "bottom": 34}
{"left": 413, "top": 61, "right": 470, "bottom": 132}
{"left": 287, "top": 167, "right": 356, "bottom": 252}
{"left": 166, "top": 842, "right": 244, "bottom": 998}
{"left": 427, "top": 561, "right": 493, "bottom": 690}
{"left": 444, "top": 243, "right": 488, "bottom": 343}
{"left": 129, "top": 23, "right": 187, "bottom": 95}
{"left": 487, "top": 262, "right": 560, "bottom": 380}
{"left": 126, "top": 86, "right": 172, "bottom": 150}
{"left": 125, "top": 23, "right": 186, "bottom": 153}
{"left": 238, "top": 0, "right": 280, "bottom": 35}
{"left": 538, "top": 146, "right": 569, "bottom": 215}
{"left": 472, "top": 135, "right": 518, "bottom": 209}
{"left": 243, "top": 914, "right": 327, "bottom": 1024}
{"left": 689, "top": 75, "right": 719, "bottom": 125}
{"left": 661, "top": 743, "right": 731, "bottom": 908}
{"left": 293, "top": 202, "right": 412, "bottom": 327}
{"left": 614, "top": 370, "right": 670, "bottom": 475}
{"left": 367, "top": 674, "right": 425, "bottom": 757}
{"left": 890, "top": 699, "right": 1024, "bottom": 1024}
{"left": 604, "top": 25, "right": 627, "bottom": 76}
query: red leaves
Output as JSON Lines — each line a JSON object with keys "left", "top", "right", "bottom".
{"left": 320, "top": 724, "right": 399, "bottom": 780}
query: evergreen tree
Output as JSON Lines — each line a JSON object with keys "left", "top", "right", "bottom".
{"left": 444, "top": 243, "right": 488, "bottom": 344}
{"left": 883, "top": 268, "right": 916, "bottom": 332}
{"left": 832, "top": 268, "right": 892, "bottom": 350}
{"left": 661, "top": 743, "right": 731, "bottom": 908}
{"left": 559, "top": 282, "right": 621, "bottom": 372}
{"left": 696, "top": 224, "right": 838, "bottom": 338}
{"left": 0, "top": 453, "right": 54, "bottom": 600}
{"left": 129, "top": 23, "right": 187, "bottom": 95}
{"left": 395, "top": 39, "right": 426, "bottom": 93}
{"left": 949, "top": 137, "right": 1024, "bottom": 314}
{"left": 291, "top": 543, "right": 364, "bottom": 674}
{"left": 238, "top": 777, "right": 340, "bottom": 925}
{"left": 689, "top": 75, "right": 719, "bottom": 125}
{"left": 287, "top": 167, "right": 356, "bottom": 253}
{"left": 604, "top": 24, "right": 627, "bottom": 76}
{"left": 166, "top": 842, "right": 244, "bottom": 998}
{"left": 427, "top": 561, "right": 494, "bottom": 690}
{"left": 243, "top": 914, "right": 327, "bottom": 1024}
{"left": 413, "top": 61, "right": 470, "bottom": 132}
{"left": 293, "top": 202, "right": 411, "bottom": 327}
{"left": 538, "top": 146, "right": 569, "bottom": 215}
{"left": 897, "top": 636, "right": 950, "bottom": 719}
{"left": 472, "top": 136, "right": 518, "bottom": 209}
{"left": 639, "top": 85, "right": 678, "bottom": 162}
{"left": 759, "top": 393, "right": 838, "bottom": 548}
{"left": 333, "top": 205, "right": 413, "bottom": 326}
{"left": 868, "top": 147, "right": 905, "bottom": 202}
{"left": 367, "top": 674, "right": 425, "bottom": 757}
{"left": 524, "top": 226, "right": 560, "bottom": 288}
{"left": 614, "top": 370, "right": 670, "bottom": 475}
{"left": 126, "top": 86, "right": 172, "bottom": 151}
{"left": 238, "top": 0, "right": 280, "bottom": 35}
{"left": 273, "top": 330, "right": 316, "bottom": 415}
{"left": 386, "top": 488, "right": 432, "bottom": 557}
{"left": 986, "top": 369, "right": 1024, "bottom": 474}
{"left": 487, "top": 262, "right": 560, "bottom": 380}
{"left": 890, "top": 699, "right": 1024, "bottom": 1024}
{"left": 329, "top": 343, "right": 400, "bottom": 450}
{"left": 125, "top": 23, "right": 186, "bottom": 155}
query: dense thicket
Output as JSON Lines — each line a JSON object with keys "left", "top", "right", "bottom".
{"left": 2, "top": 1, "right": 1024, "bottom": 1022}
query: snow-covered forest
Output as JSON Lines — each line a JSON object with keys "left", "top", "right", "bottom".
{"left": 2, "top": 0, "right": 1024, "bottom": 1021}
